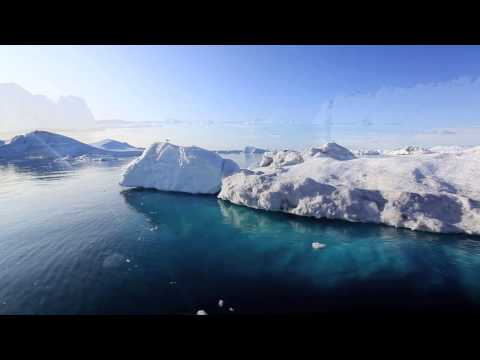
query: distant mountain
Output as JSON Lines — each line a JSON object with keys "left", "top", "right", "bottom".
{"left": 91, "top": 139, "right": 144, "bottom": 153}
{"left": 0, "top": 130, "right": 141, "bottom": 160}
{"left": 0, "top": 83, "right": 95, "bottom": 131}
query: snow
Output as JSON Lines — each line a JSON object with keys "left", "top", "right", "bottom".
{"left": 218, "top": 144, "right": 480, "bottom": 235}
{"left": 0, "top": 130, "right": 140, "bottom": 161}
{"left": 120, "top": 142, "right": 240, "bottom": 194}
{"left": 91, "top": 139, "right": 144, "bottom": 154}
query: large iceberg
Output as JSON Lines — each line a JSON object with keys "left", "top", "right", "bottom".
{"left": 218, "top": 144, "right": 480, "bottom": 235}
{"left": 120, "top": 142, "right": 240, "bottom": 194}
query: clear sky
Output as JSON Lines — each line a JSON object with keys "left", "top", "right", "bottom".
{"left": 1, "top": 45, "right": 480, "bottom": 149}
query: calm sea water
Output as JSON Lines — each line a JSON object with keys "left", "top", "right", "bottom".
{"left": 1, "top": 155, "right": 480, "bottom": 315}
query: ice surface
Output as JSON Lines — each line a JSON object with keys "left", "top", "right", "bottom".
{"left": 218, "top": 144, "right": 480, "bottom": 235}
{"left": 120, "top": 142, "right": 240, "bottom": 194}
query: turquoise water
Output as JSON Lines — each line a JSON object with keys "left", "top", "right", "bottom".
{"left": 1, "top": 158, "right": 480, "bottom": 315}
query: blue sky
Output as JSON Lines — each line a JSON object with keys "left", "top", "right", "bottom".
{"left": 1, "top": 45, "right": 480, "bottom": 149}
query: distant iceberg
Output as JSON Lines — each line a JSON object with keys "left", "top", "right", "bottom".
{"left": 120, "top": 142, "right": 240, "bottom": 194}
{"left": 219, "top": 143, "right": 480, "bottom": 235}
{"left": 91, "top": 139, "right": 144, "bottom": 155}
{"left": 244, "top": 146, "right": 267, "bottom": 154}
{"left": 0, "top": 130, "right": 141, "bottom": 161}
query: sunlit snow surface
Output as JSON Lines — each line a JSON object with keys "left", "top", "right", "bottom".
{"left": 1, "top": 157, "right": 480, "bottom": 314}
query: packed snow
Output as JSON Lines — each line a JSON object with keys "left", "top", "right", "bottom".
{"left": 0, "top": 130, "right": 141, "bottom": 161}
{"left": 120, "top": 142, "right": 240, "bottom": 194}
{"left": 218, "top": 142, "right": 480, "bottom": 235}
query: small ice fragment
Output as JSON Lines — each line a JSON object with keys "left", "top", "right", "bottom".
{"left": 196, "top": 310, "right": 208, "bottom": 315}
{"left": 312, "top": 242, "right": 326, "bottom": 250}
{"left": 218, "top": 299, "right": 224, "bottom": 307}
{"left": 228, "top": 307, "right": 234, "bottom": 312}
{"left": 169, "top": 281, "right": 176, "bottom": 285}
{"left": 126, "top": 259, "right": 131, "bottom": 263}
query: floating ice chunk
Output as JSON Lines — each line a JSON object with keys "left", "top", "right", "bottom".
{"left": 228, "top": 307, "right": 235, "bottom": 312}
{"left": 120, "top": 142, "right": 240, "bottom": 194}
{"left": 312, "top": 242, "right": 326, "bottom": 250}
{"left": 218, "top": 299, "right": 224, "bottom": 307}
{"left": 196, "top": 310, "right": 208, "bottom": 315}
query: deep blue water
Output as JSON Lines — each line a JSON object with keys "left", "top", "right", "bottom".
{"left": 1, "top": 157, "right": 480, "bottom": 315}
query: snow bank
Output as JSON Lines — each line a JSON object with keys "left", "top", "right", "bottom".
{"left": 218, "top": 146, "right": 480, "bottom": 235}
{"left": 120, "top": 142, "right": 240, "bottom": 194}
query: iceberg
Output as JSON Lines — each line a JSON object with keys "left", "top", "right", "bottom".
{"left": 244, "top": 146, "right": 267, "bottom": 154}
{"left": 259, "top": 149, "right": 304, "bottom": 168}
{"left": 91, "top": 139, "right": 144, "bottom": 155}
{"left": 303, "top": 142, "right": 356, "bottom": 161}
{"left": 218, "top": 144, "right": 480, "bottom": 235}
{"left": 0, "top": 130, "right": 141, "bottom": 161}
{"left": 120, "top": 142, "right": 240, "bottom": 194}
{"left": 385, "top": 145, "right": 433, "bottom": 156}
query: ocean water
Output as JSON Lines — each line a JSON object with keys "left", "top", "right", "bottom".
{"left": 1, "top": 157, "right": 480, "bottom": 315}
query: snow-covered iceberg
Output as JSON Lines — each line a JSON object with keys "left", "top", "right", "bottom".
{"left": 218, "top": 144, "right": 480, "bottom": 235}
{"left": 120, "top": 142, "right": 240, "bottom": 194}
{"left": 303, "top": 143, "right": 356, "bottom": 161}
{"left": 91, "top": 139, "right": 144, "bottom": 155}
{"left": 385, "top": 146, "right": 433, "bottom": 156}
{"left": 259, "top": 150, "right": 304, "bottom": 168}
{"left": 0, "top": 130, "right": 140, "bottom": 161}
